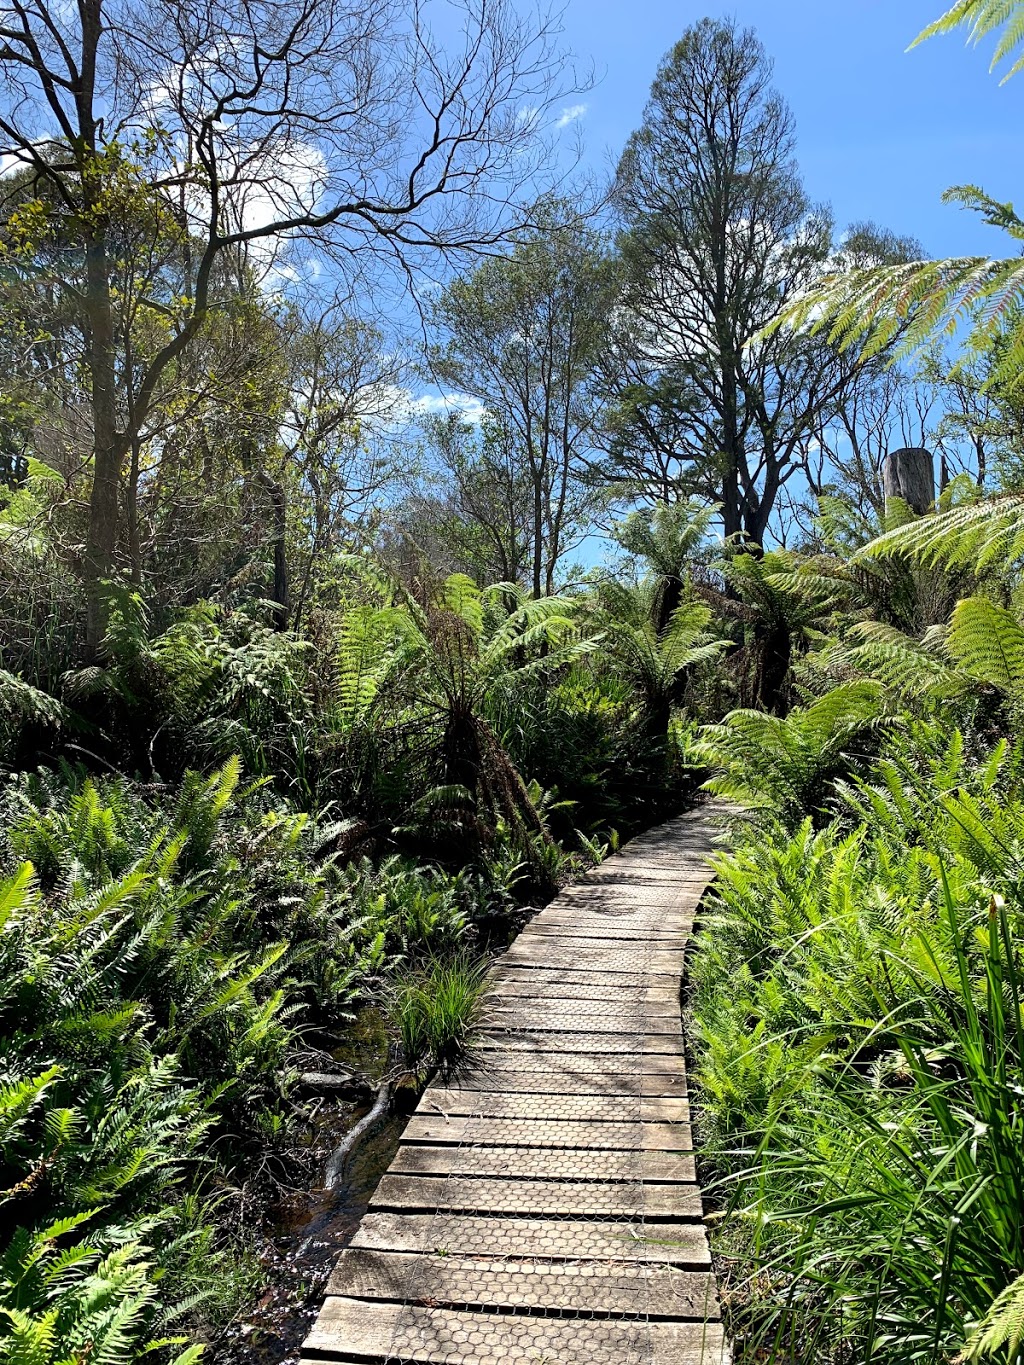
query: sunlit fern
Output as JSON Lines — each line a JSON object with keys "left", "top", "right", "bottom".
{"left": 959, "top": 1271, "right": 1024, "bottom": 1360}
{"left": 692, "top": 680, "right": 893, "bottom": 825}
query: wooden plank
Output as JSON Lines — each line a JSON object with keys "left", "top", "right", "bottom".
{"left": 483, "top": 1008, "right": 682, "bottom": 1033}
{"left": 327, "top": 1248, "right": 720, "bottom": 1318}
{"left": 450, "top": 1068, "right": 686, "bottom": 1097}
{"left": 475, "top": 1029, "right": 685, "bottom": 1054}
{"left": 301, "top": 1297, "right": 728, "bottom": 1364}
{"left": 370, "top": 1173, "right": 701, "bottom": 1217}
{"left": 351, "top": 1213, "right": 712, "bottom": 1264}
{"left": 389, "top": 1143, "right": 695, "bottom": 1182}
{"left": 418, "top": 1089, "right": 689, "bottom": 1123}
{"left": 400, "top": 1115, "right": 692, "bottom": 1151}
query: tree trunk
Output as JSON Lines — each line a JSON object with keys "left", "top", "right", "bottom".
{"left": 258, "top": 471, "right": 290, "bottom": 630}
{"left": 127, "top": 436, "right": 143, "bottom": 585}
{"left": 531, "top": 469, "right": 543, "bottom": 599}
{"left": 883, "top": 447, "right": 934, "bottom": 516}
{"left": 756, "top": 623, "right": 792, "bottom": 716}
{"left": 654, "top": 575, "right": 683, "bottom": 637}
{"left": 83, "top": 230, "right": 122, "bottom": 655}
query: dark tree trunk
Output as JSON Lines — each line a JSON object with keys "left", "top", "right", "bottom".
{"left": 654, "top": 575, "right": 683, "bottom": 637}
{"left": 127, "top": 436, "right": 142, "bottom": 585}
{"left": 883, "top": 447, "right": 934, "bottom": 516}
{"left": 258, "top": 471, "right": 290, "bottom": 630}
{"left": 756, "top": 623, "right": 792, "bottom": 716}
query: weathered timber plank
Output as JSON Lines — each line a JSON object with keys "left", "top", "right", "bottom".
{"left": 370, "top": 1173, "right": 701, "bottom": 1217}
{"left": 482, "top": 1008, "right": 682, "bottom": 1033}
{"left": 301, "top": 1298, "right": 728, "bottom": 1364}
{"left": 351, "top": 1213, "right": 711, "bottom": 1264}
{"left": 417, "top": 1090, "right": 689, "bottom": 1123}
{"left": 400, "top": 1115, "right": 692, "bottom": 1150}
{"left": 389, "top": 1143, "right": 694, "bottom": 1182}
{"left": 327, "top": 1248, "right": 720, "bottom": 1318}
{"left": 450, "top": 1068, "right": 686, "bottom": 1096}
{"left": 475, "top": 1029, "right": 685, "bottom": 1054}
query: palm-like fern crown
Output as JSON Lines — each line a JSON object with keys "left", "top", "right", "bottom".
{"left": 693, "top": 680, "right": 892, "bottom": 822}
{"left": 917, "top": 1, "right": 1024, "bottom": 81}
{"left": 611, "top": 499, "right": 719, "bottom": 579}
{"left": 725, "top": 550, "right": 845, "bottom": 633}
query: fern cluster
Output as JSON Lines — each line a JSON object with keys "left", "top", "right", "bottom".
{"left": 0, "top": 755, "right": 514, "bottom": 1362}
{"left": 690, "top": 721, "right": 1024, "bottom": 1362}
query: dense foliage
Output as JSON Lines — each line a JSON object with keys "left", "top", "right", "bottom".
{"left": 3, "top": 0, "right": 1024, "bottom": 1361}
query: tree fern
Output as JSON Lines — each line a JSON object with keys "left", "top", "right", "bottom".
{"left": 840, "top": 620, "right": 965, "bottom": 700}
{"left": 860, "top": 489, "right": 1024, "bottom": 574}
{"left": 766, "top": 2, "right": 1024, "bottom": 391}
{"left": 693, "top": 681, "right": 893, "bottom": 825}
{"left": 946, "top": 594, "right": 1024, "bottom": 690}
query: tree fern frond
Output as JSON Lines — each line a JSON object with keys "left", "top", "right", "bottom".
{"left": 914, "top": 0, "right": 1024, "bottom": 83}
{"left": 946, "top": 594, "right": 1024, "bottom": 689}
{"left": 859, "top": 492, "right": 1024, "bottom": 573}
{"left": 959, "top": 1270, "right": 1024, "bottom": 1359}
{"left": 771, "top": 252, "right": 1024, "bottom": 393}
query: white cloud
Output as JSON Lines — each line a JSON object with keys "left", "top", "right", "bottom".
{"left": 556, "top": 104, "right": 588, "bottom": 129}
{"left": 411, "top": 392, "right": 487, "bottom": 425}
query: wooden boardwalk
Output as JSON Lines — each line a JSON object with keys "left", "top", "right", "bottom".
{"left": 301, "top": 808, "right": 727, "bottom": 1364}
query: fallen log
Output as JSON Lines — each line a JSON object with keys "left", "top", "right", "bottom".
{"left": 298, "top": 1071, "right": 361, "bottom": 1090}
{"left": 324, "top": 1080, "right": 392, "bottom": 1189}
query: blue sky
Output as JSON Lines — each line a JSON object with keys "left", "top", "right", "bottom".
{"left": 558, "top": 0, "right": 1024, "bottom": 259}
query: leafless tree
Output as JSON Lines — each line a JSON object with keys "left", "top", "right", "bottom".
{"left": 427, "top": 200, "right": 616, "bottom": 595}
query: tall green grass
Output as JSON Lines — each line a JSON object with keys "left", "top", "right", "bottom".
{"left": 690, "top": 727, "right": 1024, "bottom": 1362}
{"left": 391, "top": 955, "right": 488, "bottom": 1080}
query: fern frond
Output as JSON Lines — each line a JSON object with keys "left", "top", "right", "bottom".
{"left": 946, "top": 595, "right": 1024, "bottom": 690}
{"left": 959, "top": 1271, "right": 1024, "bottom": 1359}
{"left": 859, "top": 491, "right": 1024, "bottom": 574}
{"left": 914, "top": 0, "right": 1024, "bottom": 82}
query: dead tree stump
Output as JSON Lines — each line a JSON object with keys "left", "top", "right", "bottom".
{"left": 884, "top": 447, "right": 935, "bottom": 516}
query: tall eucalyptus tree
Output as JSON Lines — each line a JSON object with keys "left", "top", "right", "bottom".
{"left": 611, "top": 20, "right": 908, "bottom": 544}
{"left": 0, "top": 0, "right": 575, "bottom": 648}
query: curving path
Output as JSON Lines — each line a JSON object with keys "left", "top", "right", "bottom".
{"left": 301, "top": 808, "right": 727, "bottom": 1365}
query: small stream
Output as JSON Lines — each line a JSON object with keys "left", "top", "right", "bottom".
{"left": 216, "top": 1009, "right": 412, "bottom": 1365}
{"left": 215, "top": 923, "right": 527, "bottom": 1362}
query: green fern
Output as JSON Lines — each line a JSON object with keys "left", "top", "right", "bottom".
{"left": 946, "top": 595, "right": 1024, "bottom": 689}
{"left": 914, "top": 0, "right": 1024, "bottom": 82}
{"left": 693, "top": 680, "right": 893, "bottom": 825}
{"left": 858, "top": 488, "right": 1024, "bottom": 578}
{"left": 959, "top": 1272, "right": 1024, "bottom": 1359}
{"left": 764, "top": 4, "right": 1024, "bottom": 391}
{"left": 0, "top": 1222, "right": 204, "bottom": 1365}
{"left": 840, "top": 620, "right": 965, "bottom": 700}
